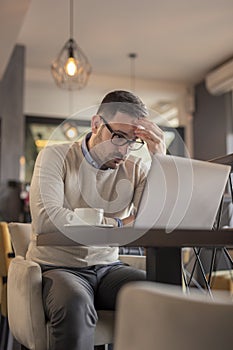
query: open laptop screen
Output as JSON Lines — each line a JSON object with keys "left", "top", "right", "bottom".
{"left": 134, "top": 155, "right": 230, "bottom": 231}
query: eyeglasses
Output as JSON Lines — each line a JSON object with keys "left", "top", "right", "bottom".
{"left": 99, "top": 116, "right": 144, "bottom": 151}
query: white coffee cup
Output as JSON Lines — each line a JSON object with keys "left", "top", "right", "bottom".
{"left": 66, "top": 208, "right": 104, "bottom": 226}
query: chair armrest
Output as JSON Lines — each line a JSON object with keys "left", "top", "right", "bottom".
{"left": 8, "top": 222, "right": 31, "bottom": 258}
{"left": 7, "top": 256, "right": 47, "bottom": 350}
{"left": 119, "top": 255, "right": 146, "bottom": 271}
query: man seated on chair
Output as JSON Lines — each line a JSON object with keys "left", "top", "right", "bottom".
{"left": 26, "top": 90, "right": 166, "bottom": 350}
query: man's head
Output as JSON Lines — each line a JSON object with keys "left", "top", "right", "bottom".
{"left": 88, "top": 90, "right": 148, "bottom": 169}
{"left": 96, "top": 90, "right": 148, "bottom": 120}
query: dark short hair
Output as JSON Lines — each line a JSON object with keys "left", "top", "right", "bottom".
{"left": 97, "top": 90, "right": 148, "bottom": 120}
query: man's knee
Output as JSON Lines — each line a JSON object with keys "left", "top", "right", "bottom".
{"left": 65, "top": 292, "right": 98, "bottom": 326}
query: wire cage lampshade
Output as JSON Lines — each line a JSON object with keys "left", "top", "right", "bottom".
{"left": 51, "top": 38, "right": 92, "bottom": 90}
{"left": 51, "top": 0, "right": 92, "bottom": 90}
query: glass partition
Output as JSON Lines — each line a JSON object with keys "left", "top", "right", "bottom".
{"left": 25, "top": 116, "right": 91, "bottom": 183}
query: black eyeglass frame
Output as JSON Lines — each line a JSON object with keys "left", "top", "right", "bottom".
{"left": 99, "top": 116, "right": 144, "bottom": 151}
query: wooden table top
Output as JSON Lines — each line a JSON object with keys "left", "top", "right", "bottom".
{"left": 36, "top": 226, "right": 233, "bottom": 248}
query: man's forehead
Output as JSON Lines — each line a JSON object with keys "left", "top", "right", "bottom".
{"left": 110, "top": 111, "right": 139, "bottom": 126}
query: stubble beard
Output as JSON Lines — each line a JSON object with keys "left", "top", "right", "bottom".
{"left": 90, "top": 131, "right": 126, "bottom": 170}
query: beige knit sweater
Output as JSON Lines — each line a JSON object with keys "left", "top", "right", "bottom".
{"left": 26, "top": 141, "right": 148, "bottom": 267}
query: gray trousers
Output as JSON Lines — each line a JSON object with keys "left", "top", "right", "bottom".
{"left": 42, "top": 262, "right": 146, "bottom": 350}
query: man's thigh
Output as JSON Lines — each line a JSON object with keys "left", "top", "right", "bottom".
{"left": 42, "top": 269, "right": 96, "bottom": 320}
{"left": 42, "top": 269, "right": 99, "bottom": 349}
{"left": 95, "top": 265, "right": 146, "bottom": 310}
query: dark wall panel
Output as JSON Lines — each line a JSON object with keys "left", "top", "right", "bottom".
{"left": 0, "top": 45, "right": 25, "bottom": 221}
{"left": 193, "top": 81, "right": 231, "bottom": 161}
{"left": 0, "top": 45, "right": 25, "bottom": 183}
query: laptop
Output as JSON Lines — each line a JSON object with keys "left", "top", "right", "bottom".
{"left": 134, "top": 155, "right": 231, "bottom": 231}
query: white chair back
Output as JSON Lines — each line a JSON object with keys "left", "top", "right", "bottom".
{"left": 114, "top": 281, "right": 233, "bottom": 350}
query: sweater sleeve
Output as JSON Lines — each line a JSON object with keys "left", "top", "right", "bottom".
{"left": 30, "top": 144, "right": 74, "bottom": 234}
{"left": 132, "top": 159, "right": 150, "bottom": 216}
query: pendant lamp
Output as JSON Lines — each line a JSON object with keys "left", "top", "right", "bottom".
{"left": 51, "top": 0, "right": 92, "bottom": 90}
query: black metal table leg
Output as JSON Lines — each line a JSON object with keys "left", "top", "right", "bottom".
{"left": 146, "top": 247, "right": 182, "bottom": 285}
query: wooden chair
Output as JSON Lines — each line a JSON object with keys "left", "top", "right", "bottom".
{"left": 0, "top": 222, "right": 15, "bottom": 350}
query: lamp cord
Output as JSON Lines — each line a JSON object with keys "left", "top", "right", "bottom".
{"left": 128, "top": 53, "right": 137, "bottom": 92}
{"left": 70, "top": 0, "right": 74, "bottom": 39}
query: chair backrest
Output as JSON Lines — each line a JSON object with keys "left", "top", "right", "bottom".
{"left": 0, "top": 222, "right": 15, "bottom": 316}
{"left": 8, "top": 222, "right": 31, "bottom": 257}
{"left": 114, "top": 281, "right": 233, "bottom": 350}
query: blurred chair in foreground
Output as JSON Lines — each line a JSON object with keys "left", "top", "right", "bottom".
{"left": 114, "top": 281, "right": 233, "bottom": 350}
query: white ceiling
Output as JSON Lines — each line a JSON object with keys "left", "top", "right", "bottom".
{"left": 1, "top": 0, "right": 233, "bottom": 86}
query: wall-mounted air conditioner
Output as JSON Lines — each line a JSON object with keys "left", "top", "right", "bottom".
{"left": 205, "top": 58, "right": 233, "bottom": 95}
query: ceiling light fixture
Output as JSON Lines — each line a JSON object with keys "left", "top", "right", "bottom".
{"left": 128, "top": 53, "right": 137, "bottom": 92}
{"left": 62, "top": 122, "right": 79, "bottom": 140}
{"left": 51, "top": 0, "right": 92, "bottom": 90}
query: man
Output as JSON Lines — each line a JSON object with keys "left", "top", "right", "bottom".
{"left": 27, "top": 90, "right": 166, "bottom": 349}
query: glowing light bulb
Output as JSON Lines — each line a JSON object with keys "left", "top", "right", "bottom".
{"left": 66, "top": 127, "right": 77, "bottom": 139}
{"left": 65, "top": 57, "right": 78, "bottom": 76}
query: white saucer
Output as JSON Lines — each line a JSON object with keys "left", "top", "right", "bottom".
{"left": 64, "top": 224, "right": 114, "bottom": 228}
